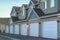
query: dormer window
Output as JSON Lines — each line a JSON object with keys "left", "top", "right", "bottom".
{"left": 50, "top": 0, "right": 55, "bottom": 8}
{"left": 44, "top": 0, "right": 47, "bottom": 9}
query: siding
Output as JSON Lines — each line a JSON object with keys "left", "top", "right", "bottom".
{"left": 58, "top": 19, "right": 60, "bottom": 38}
{"left": 1, "top": 24, "right": 6, "bottom": 32}
{"left": 29, "top": 10, "right": 38, "bottom": 19}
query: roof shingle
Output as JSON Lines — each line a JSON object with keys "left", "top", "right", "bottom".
{"left": 33, "top": 8, "right": 45, "bottom": 17}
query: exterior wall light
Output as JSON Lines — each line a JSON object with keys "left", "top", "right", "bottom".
{"left": 57, "top": 14, "right": 60, "bottom": 18}
{"left": 26, "top": 24, "right": 29, "bottom": 29}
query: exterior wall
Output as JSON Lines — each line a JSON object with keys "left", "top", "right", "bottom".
{"left": 1, "top": 23, "right": 6, "bottom": 32}
{"left": 11, "top": 8, "right": 16, "bottom": 16}
{"left": 19, "top": 24, "right": 21, "bottom": 35}
{"left": 39, "top": 22, "right": 42, "bottom": 37}
{"left": 40, "top": 0, "right": 58, "bottom": 14}
{"left": 58, "top": 18, "right": 60, "bottom": 38}
{"left": 0, "top": 24, "right": 1, "bottom": 31}
{"left": 9, "top": 18, "right": 13, "bottom": 24}
{"left": 18, "top": 5, "right": 26, "bottom": 19}
{"left": 57, "top": 0, "right": 60, "bottom": 11}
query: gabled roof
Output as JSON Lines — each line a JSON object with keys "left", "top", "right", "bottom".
{"left": 22, "top": 4, "right": 28, "bottom": 8}
{"left": 31, "top": 0, "right": 38, "bottom": 5}
{"left": 13, "top": 6, "right": 20, "bottom": 13}
{"left": 10, "top": 6, "right": 21, "bottom": 22}
{"left": 11, "top": 5, "right": 29, "bottom": 22}
{"left": 10, "top": 6, "right": 21, "bottom": 15}
{"left": 33, "top": 8, "right": 45, "bottom": 17}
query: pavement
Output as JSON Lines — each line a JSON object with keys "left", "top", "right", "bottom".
{"left": 0, "top": 33, "right": 58, "bottom": 40}
{"left": 0, "top": 35, "right": 11, "bottom": 40}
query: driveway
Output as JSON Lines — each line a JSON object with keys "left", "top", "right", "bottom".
{"left": 0, "top": 33, "right": 57, "bottom": 40}
{"left": 0, "top": 36, "right": 11, "bottom": 40}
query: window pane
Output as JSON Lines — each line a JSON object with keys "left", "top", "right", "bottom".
{"left": 50, "top": 0, "right": 55, "bottom": 7}
{"left": 41, "top": 0, "right": 47, "bottom": 10}
{"left": 45, "top": 0, "right": 47, "bottom": 9}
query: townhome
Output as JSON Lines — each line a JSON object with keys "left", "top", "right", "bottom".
{"left": 5, "top": 0, "right": 60, "bottom": 40}
{"left": 28, "top": 0, "right": 60, "bottom": 39}
{"left": 0, "top": 18, "right": 10, "bottom": 33}
{"left": 6, "top": 5, "right": 29, "bottom": 35}
{"left": 39, "top": 0, "right": 60, "bottom": 39}
{"left": 8, "top": 6, "right": 21, "bottom": 34}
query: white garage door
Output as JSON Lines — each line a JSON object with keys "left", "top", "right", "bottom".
{"left": 5, "top": 25, "right": 9, "bottom": 33}
{"left": 42, "top": 21, "right": 57, "bottom": 39}
{"left": 14, "top": 24, "right": 19, "bottom": 34}
{"left": 30, "top": 23, "right": 39, "bottom": 37}
{"left": 10, "top": 25, "right": 13, "bottom": 34}
{"left": 21, "top": 24, "right": 27, "bottom": 35}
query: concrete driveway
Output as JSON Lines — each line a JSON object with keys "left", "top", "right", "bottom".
{"left": 0, "top": 36, "right": 11, "bottom": 40}
{"left": 0, "top": 33, "right": 57, "bottom": 40}
{"left": 0, "top": 34, "right": 21, "bottom": 40}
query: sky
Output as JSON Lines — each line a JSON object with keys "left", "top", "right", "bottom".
{"left": 0, "top": 0, "right": 30, "bottom": 18}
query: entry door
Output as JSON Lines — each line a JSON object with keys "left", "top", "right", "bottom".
{"left": 30, "top": 23, "right": 39, "bottom": 37}
{"left": 14, "top": 24, "right": 19, "bottom": 34}
{"left": 42, "top": 21, "right": 57, "bottom": 39}
{"left": 10, "top": 25, "right": 13, "bottom": 34}
{"left": 5, "top": 25, "right": 9, "bottom": 33}
{"left": 21, "top": 24, "right": 27, "bottom": 35}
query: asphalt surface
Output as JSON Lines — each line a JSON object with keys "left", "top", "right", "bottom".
{"left": 0, "top": 33, "right": 58, "bottom": 40}
{"left": 0, "top": 36, "right": 11, "bottom": 40}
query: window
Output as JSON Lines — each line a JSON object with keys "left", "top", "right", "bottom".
{"left": 41, "top": 0, "right": 47, "bottom": 10}
{"left": 45, "top": 0, "right": 47, "bottom": 9}
{"left": 50, "top": 0, "right": 55, "bottom": 7}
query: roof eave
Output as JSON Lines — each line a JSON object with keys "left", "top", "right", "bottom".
{"left": 40, "top": 13, "right": 59, "bottom": 19}
{"left": 29, "top": 13, "right": 59, "bottom": 21}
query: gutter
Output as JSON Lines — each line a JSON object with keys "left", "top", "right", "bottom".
{"left": 40, "top": 13, "right": 59, "bottom": 19}
{"left": 13, "top": 13, "right": 60, "bottom": 23}
{"left": 29, "top": 13, "right": 60, "bottom": 21}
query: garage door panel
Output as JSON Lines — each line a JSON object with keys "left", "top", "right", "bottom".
{"left": 30, "top": 23, "right": 39, "bottom": 37}
{"left": 21, "top": 24, "right": 27, "bottom": 35}
{"left": 5, "top": 25, "right": 9, "bottom": 33}
{"left": 10, "top": 25, "right": 13, "bottom": 34}
{"left": 15, "top": 24, "right": 19, "bottom": 34}
{"left": 42, "top": 21, "right": 57, "bottom": 39}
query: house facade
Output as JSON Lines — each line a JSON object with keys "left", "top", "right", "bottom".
{"left": 0, "top": 18, "right": 10, "bottom": 33}
{"left": 5, "top": 0, "right": 60, "bottom": 40}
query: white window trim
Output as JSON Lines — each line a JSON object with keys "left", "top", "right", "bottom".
{"left": 42, "top": 0, "right": 47, "bottom": 10}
